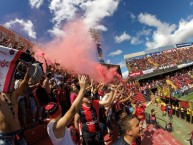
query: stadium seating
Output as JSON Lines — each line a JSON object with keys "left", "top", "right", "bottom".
{"left": 141, "top": 125, "right": 182, "bottom": 145}
{"left": 127, "top": 46, "right": 193, "bottom": 74}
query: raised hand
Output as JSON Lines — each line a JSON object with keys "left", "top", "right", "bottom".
{"left": 90, "top": 79, "right": 94, "bottom": 85}
{"left": 78, "top": 75, "right": 87, "bottom": 91}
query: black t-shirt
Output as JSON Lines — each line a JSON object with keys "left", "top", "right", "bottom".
{"left": 35, "top": 86, "right": 49, "bottom": 105}
{"left": 113, "top": 136, "right": 130, "bottom": 145}
{"left": 99, "top": 107, "right": 106, "bottom": 123}
{"left": 78, "top": 103, "right": 100, "bottom": 136}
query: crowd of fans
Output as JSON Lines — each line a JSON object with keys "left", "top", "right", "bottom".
{"left": 1, "top": 27, "right": 193, "bottom": 145}
{"left": 134, "top": 65, "right": 193, "bottom": 100}
{"left": 127, "top": 46, "right": 193, "bottom": 73}
{"left": 0, "top": 30, "right": 152, "bottom": 145}
{"left": 0, "top": 28, "right": 32, "bottom": 51}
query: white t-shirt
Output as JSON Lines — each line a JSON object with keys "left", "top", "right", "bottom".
{"left": 47, "top": 121, "right": 74, "bottom": 145}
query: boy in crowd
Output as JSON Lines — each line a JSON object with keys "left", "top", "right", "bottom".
{"left": 45, "top": 75, "right": 87, "bottom": 145}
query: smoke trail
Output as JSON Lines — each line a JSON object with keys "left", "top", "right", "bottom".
{"left": 34, "top": 20, "right": 121, "bottom": 83}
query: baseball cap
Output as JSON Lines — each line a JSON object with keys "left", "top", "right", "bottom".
{"left": 45, "top": 102, "right": 62, "bottom": 119}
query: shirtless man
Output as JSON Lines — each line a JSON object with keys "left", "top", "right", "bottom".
{"left": 0, "top": 66, "right": 29, "bottom": 145}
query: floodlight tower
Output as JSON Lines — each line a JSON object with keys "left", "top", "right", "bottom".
{"left": 90, "top": 28, "right": 105, "bottom": 63}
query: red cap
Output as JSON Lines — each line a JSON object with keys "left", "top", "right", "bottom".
{"left": 45, "top": 102, "right": 62, "bottom": 119}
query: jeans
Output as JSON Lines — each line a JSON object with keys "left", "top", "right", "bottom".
{"left": 0, "top": 138, "right": 15, "bottom": 145}
{"left": 99, "top": 123, "right": 106, "bottom": 136}
{"left": 18, "top": 98, "right": 27, "bottom": 128}
{"left": 29, "top": 96, "right": 37, "bottom": 115}
{"left": 0, "top": 130, "right": 28, "bottom": 145}
{"left": 0, "top": 137, "right": 27, "bottom": 145}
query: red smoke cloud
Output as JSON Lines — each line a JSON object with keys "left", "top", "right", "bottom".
{"left": 34, "top": 20, "right": 121, "bottom": 83}
{"left": 0, "top": 70, "right": 3, "bottom": 80}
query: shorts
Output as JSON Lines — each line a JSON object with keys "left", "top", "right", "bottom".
{"left": 82, "top": 131, "right": 104, "bottom": 145}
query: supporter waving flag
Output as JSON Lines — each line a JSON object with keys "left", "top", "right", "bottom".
{"left": 0, "top": 45, "right": 33, "bottom": 93}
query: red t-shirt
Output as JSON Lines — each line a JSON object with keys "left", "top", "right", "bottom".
{"left": 135, "top": 105, "right": 146, "bottom": 121}
{"left": 169, "top": 109, "right": 172, "bottom": 115}
{"left": 70, "top": 93, "right": 77, "bottom": 104}
{"left": 92, "top": 100, "right": 100, "bottom": 120}
{"left": 57, "top": 89, "right": 66, "bottom": 104}
{"left": 161, "top": 105, "right": 166, "bottom": 112}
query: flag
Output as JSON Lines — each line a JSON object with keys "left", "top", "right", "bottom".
{"left": 0, "top": 46, "right": 33, "bottom": 93}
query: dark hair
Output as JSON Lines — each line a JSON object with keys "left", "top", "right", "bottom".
{"left": 46, "top": 72, "right": 52, "bottom": 78}
{"left": 59, "top": 82, "right": 64, "bottom": 88}
{"left": 121, "top": 115, "right": 136, "bottom": 134}
{"left": 84, "top": 91, "right": 91, "bottom": 98}
{"left": 115, "top": 109, "right": 127, "bottom": 121}
{"left": 25, "top": 49, "right": 31, "bottom": 54}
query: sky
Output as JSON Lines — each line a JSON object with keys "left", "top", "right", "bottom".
{"left": 1, "top": 0, "right": 193, "bottom": 78}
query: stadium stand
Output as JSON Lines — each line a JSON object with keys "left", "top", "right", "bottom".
{"left": 0, "top": 24, "right": 190, "bottom": 145}
{"left": 126, "top": 44, "right": 193, "bottom": 79}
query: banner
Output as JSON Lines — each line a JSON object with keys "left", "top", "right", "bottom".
{"left": 129, "top": 71, "right": 143, "bottom": 77}
{"left": 0, "top": 46, "right": 43, "bottom": 93}
{"left": 142, "top": 68, "right": 154, "bottom": 75}
{"left": 162, "top": 48, "right": 177, "bottom": 54}
{"left": 0, "top": 46, "right": 22, "bottom": 92}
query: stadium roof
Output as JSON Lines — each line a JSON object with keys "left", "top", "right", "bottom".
{"left": 124, "top": 44, "right": 179, "bottom": 59}
{"left": 124, "top": 42, "right": 193, "bottom": 60}
{"left": 124, "top": 51, "right": 145, "bottom": 59}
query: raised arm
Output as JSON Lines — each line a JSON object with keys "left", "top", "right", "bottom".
{"left": 99, "top": 86, "right": 116, "bottom": 107}
{"left": 43, "top": 58, "right": 49, "bottom": 74}
{"left": 86, "top": 79, "right": 94, "bottom": 91}
{"left": 54, "top": 75, "right": 87, "bottom": 131}
{"left": 145, "top": 99, "right": 154, "bottom": 107}
{"left": 119, "top": 92, "right": 133, "bottom": 104}
{"left": 17, "top": 67, "right": 29, "bottom": 96}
